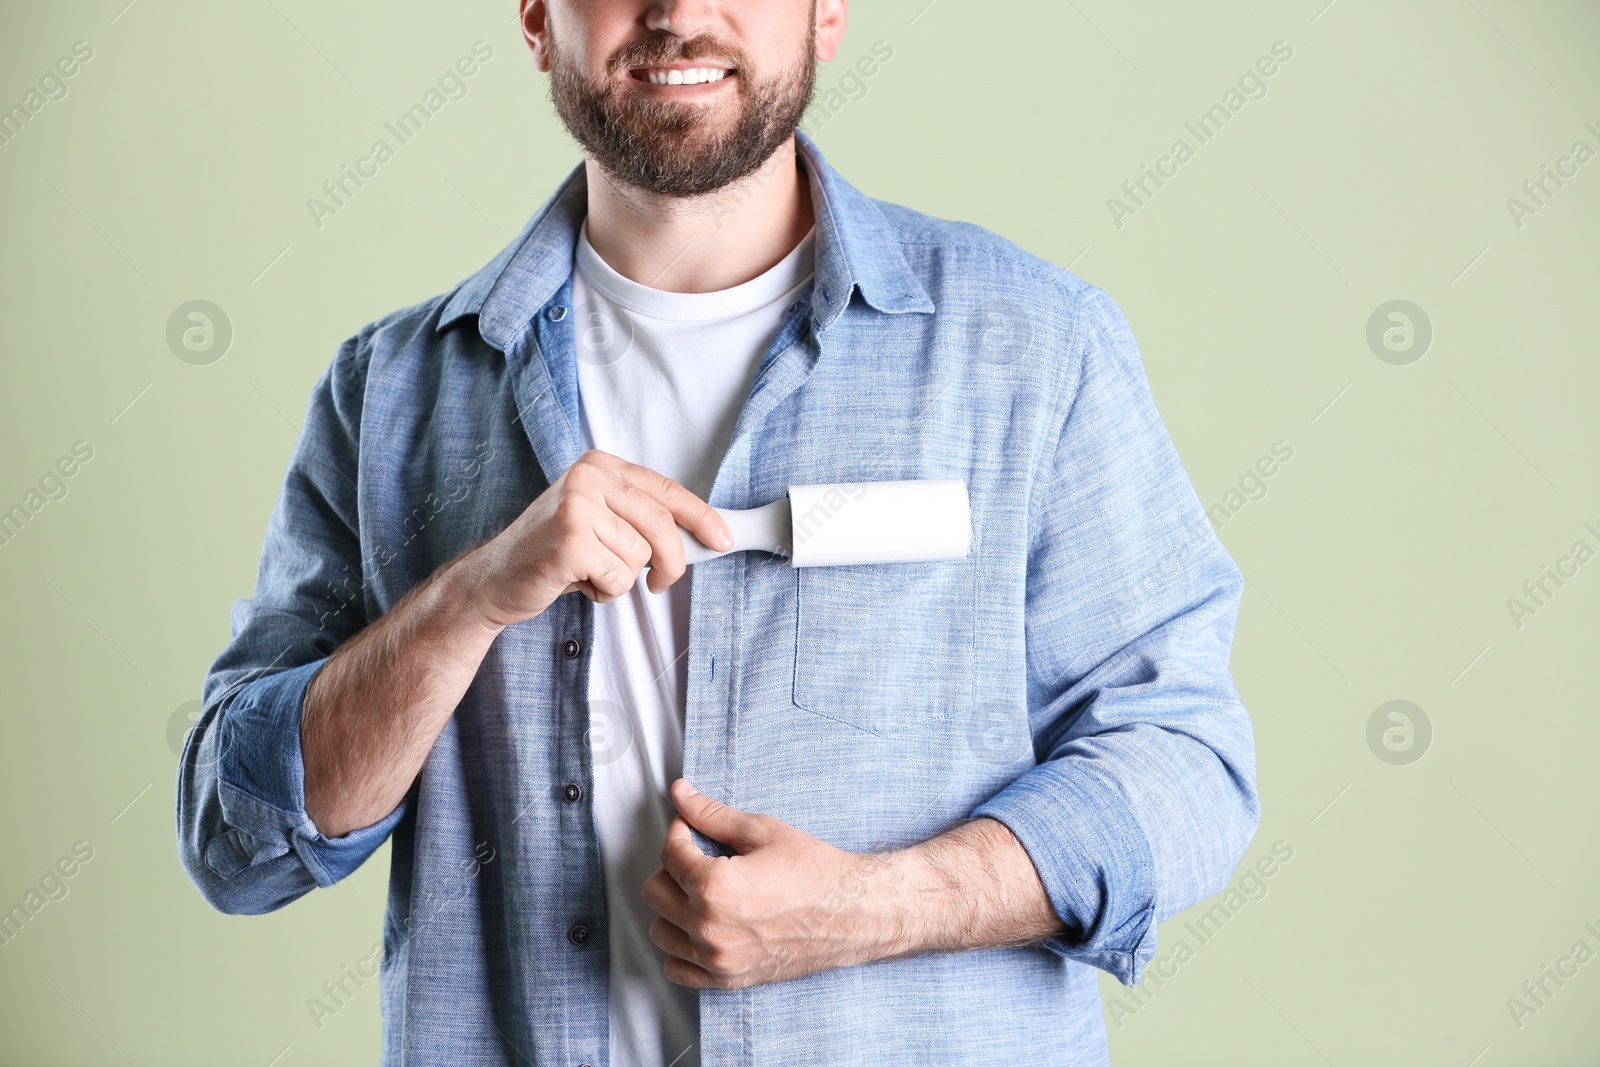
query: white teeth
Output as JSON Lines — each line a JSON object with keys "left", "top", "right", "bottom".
{"left": 642, "top": 68, "right": 728, "bottom": 85}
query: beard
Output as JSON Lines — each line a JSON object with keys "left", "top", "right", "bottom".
{"left": 547, "top": 19, "right": 816, "bottom": 199}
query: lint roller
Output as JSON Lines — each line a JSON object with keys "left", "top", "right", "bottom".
{"left": 676, "top": 479, "right": 970, "bottom": 567}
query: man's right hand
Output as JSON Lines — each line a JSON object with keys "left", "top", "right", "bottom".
{"left": 302, "top": 447, "right": 729, "bottom": 836}
{"left": 455, "top": 449, "right": 733, "bottom": 629}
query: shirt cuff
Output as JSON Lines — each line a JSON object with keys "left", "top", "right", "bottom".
{"left": 215, "top": 658, "right": 405, "bottom": 888}
{"left": 970, "top": 760, "right": 1157, "bottom": 985}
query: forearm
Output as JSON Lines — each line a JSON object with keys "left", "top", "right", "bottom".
{"left": 864, "top": 816, "right": 1067, "bottom": 961}
{"left": 301, "top": 554, "right": 504, "bottom": 837}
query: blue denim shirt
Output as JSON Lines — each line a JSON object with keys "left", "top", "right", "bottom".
{"left": 177, "top": 130, "right": 1258, "bottom": 1067}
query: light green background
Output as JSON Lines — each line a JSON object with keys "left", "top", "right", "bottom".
{"left": 2, "top": 0, "right": 1596, "bottom": 1063}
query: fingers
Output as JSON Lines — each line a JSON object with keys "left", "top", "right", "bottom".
{"left": 612, "top": 469, "right": 729, "bottom": 596}
{"left": 640, "top": 864, "right": 693, "bottom": 929}
{"left": 661, "top": 815, "right": 710, "bottom": 892}
{"left": 612, "top": 457, "right": 732, "bottom": 562}
{"left": 643, "top": 861, "right": 721, "bottom": 989}
{"left": 657, "top": 929, "right": 718, "bottom": 989}
{"left": 566, "top": 451, "right": 728, "bottom": 598}
{"left": 664, "top": 961, "right": 716, "bottom": 989}
{"left": 671, "top": 779, "right": 773, "bottom": 853}
{"left": 650, "top": 916, "right": 736, "bottom": 990}
{"left": 648, "top": 914, "right": 703, "bottom": 963}
{"left": 600, "top": 481, "right": 689, "bottom": 594}
{"left": 587, "top": 501, "right": 655, "bottom": 583}
{"left": 568, "top": 526, "right": 642, "bottom": 603}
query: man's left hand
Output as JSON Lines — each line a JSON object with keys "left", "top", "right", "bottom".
{"left": 641, "top": 778, "right": 898, "bottom": 989}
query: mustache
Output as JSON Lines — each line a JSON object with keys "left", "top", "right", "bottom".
{"left": 608, "top": 32, "right": 745, "bottom": 73}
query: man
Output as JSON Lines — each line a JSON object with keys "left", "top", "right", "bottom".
{"left": 177, "top": 0, "right": 1259, "bottom": 1064}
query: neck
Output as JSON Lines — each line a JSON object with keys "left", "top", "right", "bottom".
{"left": 582, "top": 137, "right": 815, "bottom": 294}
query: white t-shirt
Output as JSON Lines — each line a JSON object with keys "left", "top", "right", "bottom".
{"left": 571, "top": 219, "right": 816, "bottom": 1067}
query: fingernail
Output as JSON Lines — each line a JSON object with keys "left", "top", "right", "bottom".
{"left": 680, "top": 779, "right": 699, "bottom": 795}
{"left": 715, "top": 529, "right": 733, "bottom": 550}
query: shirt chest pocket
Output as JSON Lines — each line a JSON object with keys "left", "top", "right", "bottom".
{"left": 792, "top": 558, "right": 976, "bottom": 736}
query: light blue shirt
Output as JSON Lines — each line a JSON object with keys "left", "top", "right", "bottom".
{"left": 177, "top": 130, "right": 1259, "bottom": 1067}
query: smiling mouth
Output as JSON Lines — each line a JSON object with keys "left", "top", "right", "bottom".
{"left": 629, "top": 66, "right": 734, "bottom": 86}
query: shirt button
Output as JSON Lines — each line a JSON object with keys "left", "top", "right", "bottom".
{"left": 563, "top": 783, "right": 582, "bottom": 803}
{"left": 568, "top": 924, "right": 591, "bottom": 946}
{"left": 788, "top": 300, "right": 805, "bottom": 314}
{"left": 561, "top": 638, "right": 581, "bottom": 658}
{"left": 546, "top": 304, "right": 568, "bottom": 321}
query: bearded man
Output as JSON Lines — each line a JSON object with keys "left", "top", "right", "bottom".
{"left": 177, "top": 2, "right": 1260, "bottom": 1065}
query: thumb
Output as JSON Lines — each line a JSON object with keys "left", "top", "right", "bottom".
{"left": 671, "top": 779, "right": 771, "bottom": 852}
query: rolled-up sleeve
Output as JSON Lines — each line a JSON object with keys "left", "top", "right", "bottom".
{"left": 970, "top": 284, "right": 1260, "bottom": 986}
{"left": 176, "top": 327, "right": 408, "bottom": 915}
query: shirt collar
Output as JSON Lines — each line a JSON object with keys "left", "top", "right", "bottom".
{"left": 435, "top": 129, "right": 934, "bottom": 351}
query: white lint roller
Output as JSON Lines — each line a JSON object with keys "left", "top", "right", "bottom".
{"left": 677, "top": 479, "right": 971, "bottom": 567}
